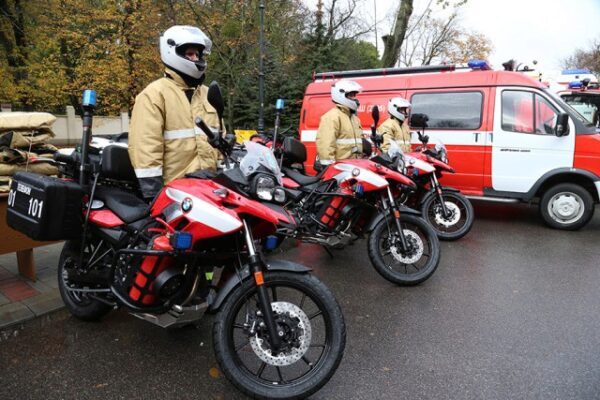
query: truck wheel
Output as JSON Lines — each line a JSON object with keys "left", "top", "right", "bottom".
{"left": 539, "top": 183, "right": 594, "bottom": 230}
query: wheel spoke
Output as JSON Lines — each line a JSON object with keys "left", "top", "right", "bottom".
{"left": 276, "top": 366, "right": 286, "bottom": 383}
{"left": 257, "top": 361, "right": 267, "bottom": 378}
{"left": 233, "top": 323, "right": 245, "bottom": 330}
{"left": 271, "top": 286, "right": 278, "bottom": 302}
{"left": 300, "top": 293, "right": 306, "bottom": 309}
{"left": 302, "top": 356, "right": 314, "bottom": 370}
{"left": 308, "top": 310, "right": 322, "bottom": 320}
{"left": 235, "top": 340, "right": 249, "bottom": 352}
{"left": 310, "top": 343, "right": 325, "bottom": 348}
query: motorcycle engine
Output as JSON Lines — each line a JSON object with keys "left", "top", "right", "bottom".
{"left": 115, "top": 234, "right": 186, "bottom": 306}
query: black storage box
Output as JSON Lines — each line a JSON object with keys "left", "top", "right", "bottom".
{"left": 282, "top": 137, "right": 307, "bottom": 166}
{"left": 6, "top": 172, "right": 84, "bottom": 241}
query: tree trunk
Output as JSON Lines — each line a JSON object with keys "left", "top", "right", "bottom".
{"left": 381, "top": 0, "right": 413, "bottom": 68}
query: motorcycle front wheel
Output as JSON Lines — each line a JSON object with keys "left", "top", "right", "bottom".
{"left": 367, "top": 214, "right": 440, "bottom": 286}
{"left": 213, "top": 271, "right": 346, "bottom": 399}
{"left": 421, "top": 190, "right": 474, "bottom": 241}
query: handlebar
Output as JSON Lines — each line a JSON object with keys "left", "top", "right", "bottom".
{"left": 53, "top": 151, "right": 76, "bottom": 165}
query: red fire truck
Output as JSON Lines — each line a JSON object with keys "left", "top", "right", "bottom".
{"left": 298, "top": 62, "right": 600, "bottom": 230}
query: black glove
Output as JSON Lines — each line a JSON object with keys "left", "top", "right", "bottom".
{"left": 138, "top": 176, "right": 163, "bottom": 202}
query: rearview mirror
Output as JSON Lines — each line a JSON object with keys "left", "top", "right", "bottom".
{"left": 207, "top": 81, "right": 225, "bottom": 121}
{"left": 371, "top": 105, "right": 380, "bottom": 125}
{"left": 555, "top": 113, "right": 569, "bottom": 137}
{"left": 410, "top": 113, "right": 429, "bottom": 129}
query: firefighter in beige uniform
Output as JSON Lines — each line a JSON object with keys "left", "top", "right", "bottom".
{"left": 129, "top": 25, "right": 223, "bottom": 200}
{"left": 379, "top": 97, "right": 412, "bottom": 153}
{"left": 315, "top": 80, "right": 364, "bottom": 167}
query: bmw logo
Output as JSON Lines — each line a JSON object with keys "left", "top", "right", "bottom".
{"left": 182, "top": 197, "right": 193, "bottom": 212}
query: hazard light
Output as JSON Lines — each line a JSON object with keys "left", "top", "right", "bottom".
{"left": 468, "top": 60, "right": 491, "bottom": 71}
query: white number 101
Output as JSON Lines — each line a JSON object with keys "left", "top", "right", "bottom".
{"left": 28, "top": 198, "right": 44, "bottom": 219}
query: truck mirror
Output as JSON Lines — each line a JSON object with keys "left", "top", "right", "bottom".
{"left": 555, "top": 113, "right": 569, "bottom": 137}
{"left": 410, "top": 113, "right": 429, "bottom": 128}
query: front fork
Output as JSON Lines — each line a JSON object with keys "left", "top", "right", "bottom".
{"left": 431, "top": 174, "right": 450, "bottom": 217}
{"left": 242, "top": 219, "right": 282, "bottom": 352}
{"left": 382, "top": 187, "right": 409, "bottom": 251}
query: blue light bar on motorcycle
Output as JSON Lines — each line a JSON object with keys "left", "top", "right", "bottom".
{"left": 468, "top": 60, "right": 491, "bottom": 71}
{"left": 276, "top": 99, "right": 284, "bottom": 110}
{"left": 171, "top": 231, "right": 193, "bottom": 250}
{"left": 82, "top": 89, "right": 97, "bottom": 107}
{"left": 562, "top": 68, "right": 591, "bottom": 75}
{"left": 568, "top": 81, "right": 583, "bottom": 89}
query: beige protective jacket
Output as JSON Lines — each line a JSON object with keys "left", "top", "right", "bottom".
{"left": 128, "top": 68, "right": 222, "bottom": 198}
{"left": 315, "top": 105, "right": 364, "bottom": 164}
{"left": 378, "top": 117, "right": 411, "bottom": 153}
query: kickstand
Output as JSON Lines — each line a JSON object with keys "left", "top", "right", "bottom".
{"left": 321, "top": 245, "right": 334, "bottom": 259}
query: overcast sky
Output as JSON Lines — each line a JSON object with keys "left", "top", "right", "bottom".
{"left": 302, "top": 0, "right": 600, "bottom": 74}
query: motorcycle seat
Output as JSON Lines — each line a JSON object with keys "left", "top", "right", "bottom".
{"left": 282, "top": 166, "right": 322, "bottom": 186}
{"left": 95, "top": 186, "right": 149, "bottom": 223}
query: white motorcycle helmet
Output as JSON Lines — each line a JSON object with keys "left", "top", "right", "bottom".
{"left": 388, "top": 97, "right": 411, "bottom": 122}
{"left": 160, "top": 25, "right": 212, "bottom": 79}
{"left": 331, "top": 80, "right": 362, "bottom": 111}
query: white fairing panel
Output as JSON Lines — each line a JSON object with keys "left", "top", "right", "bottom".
{"left": 404, "top": 155, "right": 435, "bottom": 173}
{"left": 492, "top": 87, "right": 575, "bottom": 193}
{"left": 333, "top": 164, "right": 388, "bottom": 188}
{"left": 166, "top": 188, "right": 242, "bottom": 233}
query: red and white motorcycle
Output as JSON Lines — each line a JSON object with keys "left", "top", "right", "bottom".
{"left": 370, "top": 108, "right": 474, "bottom": 241}
{"left": 6, "top": 84, "right": 345, "bottom": 400}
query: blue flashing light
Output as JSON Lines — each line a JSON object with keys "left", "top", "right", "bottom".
{"left": 275, "top": 99, "right": 284, "bottom": 110}
{"left": 264, "top": 235, "right": 279, "bottom": 251}
{"left": 562, "top": 68, "right": 591, "bottom": 75}
{"left": 171, "top": 231, "right": 193, "bottom": 250}
{"left": 568, "top": 81, "right": 583, "bottom": 89}
{"left": 354, "top": 183, "right": 364, "bottom": 197}
{"left": 468, "top": 59, "right": 491, "bottom": 71}
{"left": 82, "top": 89, "right": 97, "bottom": 107}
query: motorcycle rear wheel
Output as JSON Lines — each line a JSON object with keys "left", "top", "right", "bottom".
{"left": 213, "top": 271, "right": 345, "bottom": 399}
{"left": 422, "top": 190, "right": 474, "bottom": 241}
{"left": 368, "top": 214, "right": 440, "bottom": 286}
{"left": 57, "top": 240, "right": 112, "bottom": 321}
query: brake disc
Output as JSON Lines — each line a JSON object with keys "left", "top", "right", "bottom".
{"left": 390, "top": 230, "right": 424, "bottom": 264}
{"left": 434, "top": 201, "right": 461, "bottom": 227}
{"left": 249, "top": 301, "right": 312, "bottom": 366}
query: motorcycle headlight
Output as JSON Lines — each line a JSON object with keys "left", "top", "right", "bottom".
{"left": 273, "top": 188, "right": 286, "bottom": 203}
{"left": 396, "top": 156, "right": 406, "bottom": 174}
{"left": 440, "top": 149, "right": 449, "bottom": 164}
{"left": 254, "top": 174, "right": 276, "bottom": 201}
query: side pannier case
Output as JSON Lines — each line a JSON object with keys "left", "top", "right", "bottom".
{"left": 6, "top": 172, "right": 83, "bottom": 241}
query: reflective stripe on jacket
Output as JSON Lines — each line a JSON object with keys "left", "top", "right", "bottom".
{"left": 379, "top": 117, "right": 411, "bottom": 153}
{"left": 315, "top": 105, "right": 364, "bottom": 164}
{"left": 128, "top": 68, "right": 222, "bottom": 197}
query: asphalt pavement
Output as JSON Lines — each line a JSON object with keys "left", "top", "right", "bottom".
{"left": 1, "top": 202, "right": 600, "bottom": 400}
